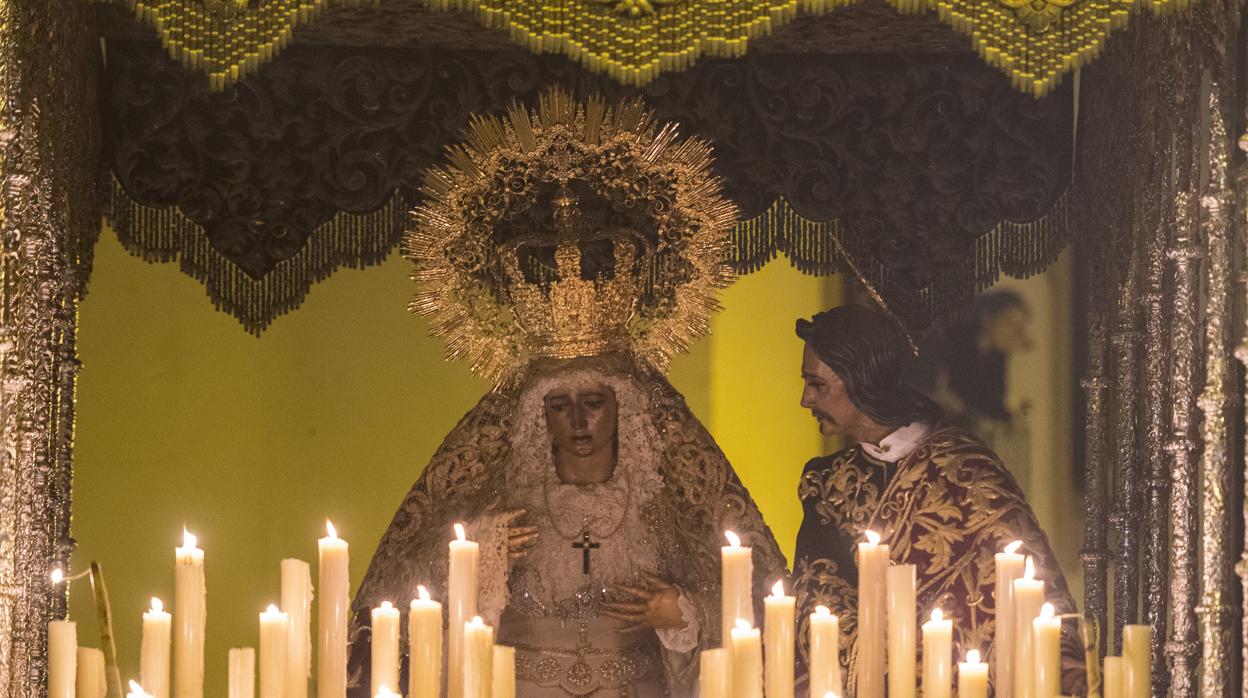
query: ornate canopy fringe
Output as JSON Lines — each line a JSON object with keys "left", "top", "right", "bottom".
{"left": 90, "top": 0, "right": 1191, "bottom": 96}
{"left": 100, "top": 40, "right": 1073, "bottom": 334}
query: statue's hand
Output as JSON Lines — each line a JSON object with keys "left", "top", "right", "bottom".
{"left": 504, "top": 509, "right": 539, "bottom": 562}
{"left": 604, "top": 572, "right": 688, "bottom": 631}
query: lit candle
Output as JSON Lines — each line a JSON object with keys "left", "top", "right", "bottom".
{"left": 764, "top": 580, "right": 795, "bottom": 698}
{"left": 886, "top": 564, "right": 917, "bottom": 698}
{"left": 956, "top": 649, "right": 988, "bottom": 698}
{"left": 699, "top": 648, "right": 731, "bottom": 698}
{"left": 808, "top": 605, "right": 842, "bottom": 698}
{"left": 174, "top": 529, "right": 206, "bottom": 698}
{"left": 129, "top": 680, "right": 155, "bottom": 698}
{"left": 76, "top": 647, "right": 107, "bottom": 698}
{"left": 370, "top": 601, "right": 401, "bottom": 695}
{"left": 449, "top": 523, "right": 480, "bottom": 698}
{"left": 48, "top": 619, "right": 77, "bottom": 698}
{"left": 1032, "top": 603, "right": 1061, "bottom": 698}
{"left": 1122, "top": 625, "right": 1151, "bottom": 698}
{"left": 1011, "top": 557, "right": 1045, "bottom": 698}
{"left": 318, "top": 520, "right": 349, "bottom": 698}
{"left": 141, "top": 597, "right": 171, "bottom": 698}
{"left": 280, "top": 559, "right": 311, "bottom": 698}
{"left": 491, "top": 645, "right": 516, "bottom": 698}
{"left": 722, "top": 531, "right": 754, "bottom": 658}
{"left": 857, "top": 530, "right": 889, "bottom": 698}
{"left": 409, "top": 585, "right": 443, "bottom": 698}
{"left": 993, "top": 540, "right": 1024, "bottom": 698}
{"left": 463, "top": 616, "right": 495, "bottom": 698}
{"left": 920, "top": 608, "right": 952, "bottom": 698}
{"left": 1103, "top": 656, "right": 1124, "bottom": 698}
{"left": 228, "top": 648, "right": 255, "bottom": 698}
{"left": 374, "top": 688, "right": 400, "bottom": 698}
{"left": 731, "top": 619, "right": 763, "bottom": 698}
{"left": 259, "top": 605, "right": 289, "bottom": 698}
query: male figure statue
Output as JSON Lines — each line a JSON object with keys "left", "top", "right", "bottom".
{"left": 790, "top": 304, "right": 1083, "bottom": 696}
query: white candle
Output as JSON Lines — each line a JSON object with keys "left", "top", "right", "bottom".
{"left": 409, "top": 585, "right": 443, "bottom": 698}
{"left": 808, "top": 605, "right": 842, "bottom": 698}
{"left": 1122, "top": 625, "right": 1151, "bottom": 698}
{"left": 699, "top": 648, "right": 731, "bottom": 698}
{"left": 1103, "top": 656, "right": 1124, "bottom": 698}
{"left": 141, "top": 597, "right": 172, "bottom": 698}
{"left": 449, "top": 523, "right": 480, "bottom": 698}
{"left": 993, "top": 540, "right": 1024, "bottom": 698}
{"left": 722, "top": 531, "right": 754, "bottom": 652}
{"left": 921, "top": 608, "right": 952, "bottom": 698}
{"left": 856, "top": 530, "right": 889, "bottom": 698}
{"left": 764, "top": 580, "right": 795, "bottom": 698}
{"left": 370, "top": 601, "right": 401, "bottom": 695}
{"left": 1011, "top": 558, "right": 1045, "bottom": 698}
{"left": 731, "top": 618, "right": 763, "bottom": 698}
{"left": 280, "top": 559, "right": 312, "bottom": 698}
{"left": 491, "top": 645, "right": 516, "bottom": 698}
{"left": 463, "top": 616, "right": 495, "bottom": 698}
{"left": 259, "top": 605, "right": 289, "bottom": 698}
{"left": 318, "top": 520, "right": 349, "bottom": 698}
{"left": 1031, "top": 603, "right": 1060, "bottom": 698}
{"left": 129, "top": 680, "right": 155, "bottom": 698}
{"left": 886, "top": 564, "right": 917, "bottom": 698}
{"left": 174, "top": 529, "right": 206, "bottom": 698}
{"left": 956, "top": 649, "right": 988, "bottom": 698}
{"left": 76, "top": 647, "right": 107, "bottom": 698}
{"left": 228, "top": 648, "right": 255, "bottom": 698}
{"left": 48, "top": 619, "right": 77, "bottom": 698}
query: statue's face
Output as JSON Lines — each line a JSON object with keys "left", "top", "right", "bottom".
{"left": 543, "top": 382, "right": 619, "bottom": 459}
{"left": 800, "top": 343, "right": 863, "bottom": 437}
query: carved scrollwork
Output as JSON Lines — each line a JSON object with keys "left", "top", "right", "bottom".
{"left": 102, "top": 39, "right": 1071, "bottom": 332}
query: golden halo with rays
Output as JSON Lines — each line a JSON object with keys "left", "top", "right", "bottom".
{"left": 403, "top": 88, "right": 739, "bottom": 386}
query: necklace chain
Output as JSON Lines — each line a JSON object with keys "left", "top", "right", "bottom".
{"left": 542, "top": 472, "right": 632, "bottom": 541}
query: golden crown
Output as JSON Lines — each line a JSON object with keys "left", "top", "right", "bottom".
{"left": 405, "top": 89, "right": 737, "bottom": 385}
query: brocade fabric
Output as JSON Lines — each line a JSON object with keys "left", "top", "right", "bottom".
{"left": 792, "top": 424, "right": 1085, "bottom": 696}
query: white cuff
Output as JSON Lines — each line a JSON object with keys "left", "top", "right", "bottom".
{"left": 655, "top": 590, "right": 700, "bottom": 653}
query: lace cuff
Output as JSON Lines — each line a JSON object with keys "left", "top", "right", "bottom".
{"left": 655, "top": 589, "right": 700, "bottom": 653}
{"left": 466, "top": 512, "right": 513, "bottom": 628}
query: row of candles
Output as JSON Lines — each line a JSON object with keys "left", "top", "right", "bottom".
{"left": 47, "top": 522, "right": 515, "bottom": 698}
{"left": 709, "top": 531, "right": 1153, "bottom": 698}
{"left": 48, "top": 521, "right": 1152, "bottom": 698}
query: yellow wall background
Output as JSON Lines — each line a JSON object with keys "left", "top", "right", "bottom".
{"left": 69, "top": 231, "right": 833, "bottom": 694}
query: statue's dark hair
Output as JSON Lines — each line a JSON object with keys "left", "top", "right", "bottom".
{"left": 796, "top": 304, "right": 944, "bottom": 428}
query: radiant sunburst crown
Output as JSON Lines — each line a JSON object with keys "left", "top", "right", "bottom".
{"left": 404, "top": 88, "right": 738, "bottom": 386}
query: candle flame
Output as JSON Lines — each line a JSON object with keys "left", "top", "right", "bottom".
{"left": 150, "top": 597, "right": 163, "bottom": 613}
{"left": 454, "top": 523, "right": 467, "bottom": 542}
{"left": 864, "top": 529, "right": 880, "bottom": 545}
{"left": 735, "top": 618, "right": 752, "bottom": 632}
{"left": 182, "top": 528, "right": 197, "bottom": 550}
{"left": 724, "top": 530, "right": 741, "bottom": 547}
{"left": 1005, "top": 540, "right": 1023, "bottom": 555}
{"left": 931, "top": 608, "right": 944, "bottom": 622}
{"left": 50, "top": 568, "right": 63, "bottom": 584}
{"left": 266, "top": 604, "right": 280, "bottom": 614}
{"left": 470, "top": 615, "right": 484, "bottom": 627}
{"left": 380, "top": 600, "right": 394, "bottom": 610}
{"left": 1039, "top": 602, "right": 1055, "bottom": 620}
{"left": 771, "top": 580, "right": 786, "bottom": 598}
{"left": 824, "top": 692, "right": 840, "bottom": 698}
{"left": 326, "top": 520, "right": 338, "bottom": 539}
{"left": 1023, "top": 556, "right": 1036, "bottom": 580}
{"left": 815, "top": 605, "right": 831, "bottom": 616}
{"left": 417, "top": 585, "right": 431, "bottom": 602}
{"left": 966, "top": 649, "right": 982, "bottom": 664}
{"left": 128, "top": 680, "right": 150, "bottom": 698}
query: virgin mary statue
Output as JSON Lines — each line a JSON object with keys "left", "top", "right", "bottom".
{"left": 348, "top": 90, "right": 787, "bottom": 698}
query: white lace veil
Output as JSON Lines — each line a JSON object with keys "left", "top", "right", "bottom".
{"left": 505, "top": 368, "right": 665, "bottom": 505}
